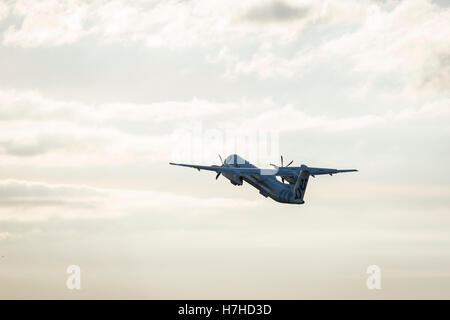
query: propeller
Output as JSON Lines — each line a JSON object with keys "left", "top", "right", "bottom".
{"left": 215, "top": 154, "right": 224, "bottom": 180}
{"left": 270, "top": 155, "right": 293, "bottom": 183}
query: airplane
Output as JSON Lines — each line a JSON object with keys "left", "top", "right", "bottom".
{"left": 170, "top": 154, "right": 357, "bottom": 205}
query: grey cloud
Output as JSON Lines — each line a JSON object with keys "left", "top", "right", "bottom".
{"left": 0, "top": 199, "right": 101, "bottom": 209}
{"left": 0, "top": 179, "right": 259, "bottom": 222}
{"left": 241, "top": 1, "right": 309, "bottom": 24}
{"left": 0, "top": 137, "right": 64, "bottom": 156}
{"left": 0, "top": 180, "right": 105, "bottom": 209}
{"left": 419, "top": 54, "right": 450, "bottom": 94}
{"left": 0, "top": 180, "right": 103, "bottom": 199}
{"left": 0, "top": 132, "right": 106, "bottom": 157}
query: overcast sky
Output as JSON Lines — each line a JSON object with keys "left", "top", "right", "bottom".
{"left": 0, "top": 0, "right": 449, "bottom": 299}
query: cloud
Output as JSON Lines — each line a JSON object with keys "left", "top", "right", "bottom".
{"left": 216, "top": 45, "right": 319, "bottom": 79}
{"left": 215, "top": 0, "right": 450, "bottom": 97}
{"left": 3, "top": 0, "right": 93, "bottom": 47}
{"left": 1, "top": 87, "right": 448, "bottom": 168}
{"left": 418, "top": 54, "right": 450, "bottom": 94}
{"left": 345, "top": 0, "right": 450, "bottom": 96}
{"left": 0, "top": 2, "right": 9, "bottom": 21}
{"left": 241, "top": 1, "right": 309, "bottom": 24}
{"left": 0, "top": 89, "right": 238, "bottom": 163}
{"left": 227, "top": 98, "right": 450, "bottom": 134}
{"left": 1, "top": 0, "right": 236, "bottom": 47}
{"left": 0, "top": 179, "right": 259, "bottom": 221}
{"left": 0, "top": 119, "right": 168, "bottom": 164}
{"left": 0, "top": 0, "right": 365, "bottom": 48}
{"left": 0, "top": 89, "right": 237, "bottom": 124}
{"left": 234, "top": 106, "right": 382, "bottom": 133}
{"left": 0, "top": 179, "right": 111, "bottom": 221}
{"left": 0, "top": 232, "right": 12, "bottom": 241}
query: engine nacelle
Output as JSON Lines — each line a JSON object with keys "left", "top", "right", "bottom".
{"left": 223, "top": 173, "right": 243, "bottom": 186}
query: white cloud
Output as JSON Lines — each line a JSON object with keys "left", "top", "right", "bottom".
{"left": 3, "top": 0, "right": 93, "bottom": 47}
{"left": 0, "top": 0, "right": 370, "bottom": 48}
{"left": 0, "top": 232, "right": 12, "bottom": 240}
{"left": 226, "top": 98, "right": 450, "bottom": 134}
{"left": 346, "top": 0, "right": 450, "bottom": 95}
{"left": 0, "top": 2, "right": 9, "bottom": 22}
{"left": 217, "top": 0, "right": 450, "bottom": 96}
{"left": 0, "top": 89, "right": 238, "bottom": 164}
{"left": 1, "top": 88, "right": 448, "bottom": 168}
{"left": 0, "top": 118, "right": 171, "bottom": 165}
{"left": 216, "top": 47, "right": 305, "bottom": 79}
{"left": 0, "top": 0, "right": 234, "bottom": 47}
{"left": 240, "top": 105, "right": 383, "bottom": 132}
{"left": 0, "top": 89, "right": 237, "bottom": 124}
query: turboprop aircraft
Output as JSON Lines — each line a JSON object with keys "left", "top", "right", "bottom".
{"left": 170, "top": 154, "right": 357, "bottom": 204}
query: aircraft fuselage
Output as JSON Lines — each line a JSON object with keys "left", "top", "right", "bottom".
{"left": 170, "top": 154, "right": 357, "bottom": 205}
{"left": 223, "top": 154, "right": 305, "bottom": 204}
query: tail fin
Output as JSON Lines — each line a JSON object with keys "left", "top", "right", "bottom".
{"left": 293, "top": 170, "right": 310, "bottom": 202}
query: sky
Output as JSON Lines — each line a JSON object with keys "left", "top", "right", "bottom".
{"left": 0, "top": 0, "right": 449, "bottom": 299}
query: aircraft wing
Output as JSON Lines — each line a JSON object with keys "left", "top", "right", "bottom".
{"left": 306, "top": 166, "right": 358, "bottom": 176}
{"left": 169, "top": 162, "right": 298, "bottom": 177}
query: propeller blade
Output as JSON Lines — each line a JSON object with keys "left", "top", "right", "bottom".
{"left": 218, "top": 154, "right": 223, "bottom": 165}
{"left": 216, "top": 172, "right": 221, "bottom": 180}
{"left": 286, "top": 160, "right": 293, "bottom": 167}
{"left": 281, "top": 155, "right": 284, "bottom": 167}
{"left": 270, "top": 163, "right": 278, "bottom": 168}
{"left": 282, "top": 177, "right": 285, "bottom": 184}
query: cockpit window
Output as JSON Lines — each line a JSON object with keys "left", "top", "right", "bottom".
{"left": 224, "top": 154, "right": 246, "bottom": 166}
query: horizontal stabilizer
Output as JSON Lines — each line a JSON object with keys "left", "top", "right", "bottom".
{"left": 307, "top": 167, "right": 358, "bottom": 176}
